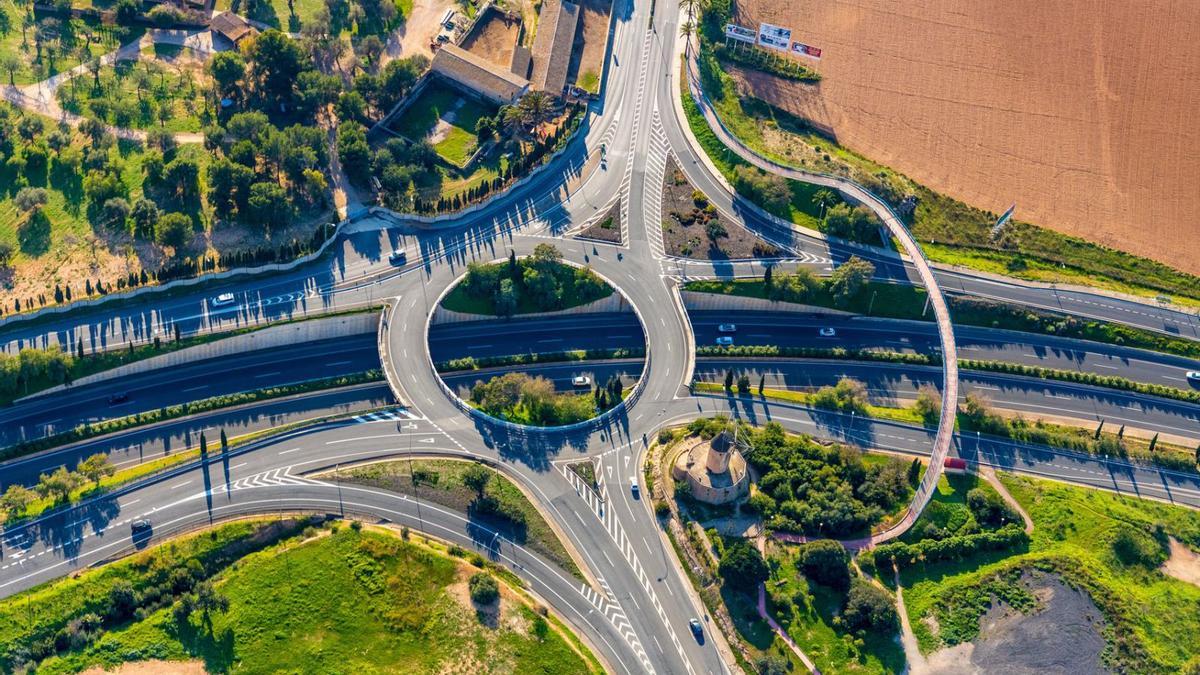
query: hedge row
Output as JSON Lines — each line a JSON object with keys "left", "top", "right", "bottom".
{"left": 436, "top": 348, "right": 645, "bottom": 373}
{"left": 869, "top": 524, "right": 1029, "bottom": 569}
{"left": 0, "top": 371, "right": 383, "bottom": 461}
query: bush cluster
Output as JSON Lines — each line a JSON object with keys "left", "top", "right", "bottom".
{"left": 871, "top": 524, "right": 1029, "bottom": 569}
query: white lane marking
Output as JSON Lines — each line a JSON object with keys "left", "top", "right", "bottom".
{"left": 182, "top": 386, "right": 208, "bottom": 393}
{"left": 169, "top": 481, "right": 191, "bottom": 490}
{"left": 279, "top": 448, "right": 302, "bottom": 455}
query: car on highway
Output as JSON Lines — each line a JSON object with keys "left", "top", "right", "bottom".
{"left": 388, "top": 249, "right": 407, "bottom": 265}
{"left": 715, "top": 336, "right": 734, "bottom": 346}
{"left": 572, "top": 375, "right": 591, "bottom": 387}
{"left": 1187, "top": 371, "right": 1200, "bottom": 384}
{"left": 688, "top": 618, "right": 703, "bottom": 641}
{"left": 630, "top": 477, "right": 639, "bottom": 496}
{"left": 131, "top": 519, "right": 152, "bottom": 534}
{"left": 210, "top": 292, "right": 236, "bottom": 307}
{"left": 107, "top": 392, "right": 130, "bottom": 406}
{"left": 818, "top": 327, "right": 837, "bottom": 337}
{"left": 717, "top": 323, "right": 737, "bottom": 333}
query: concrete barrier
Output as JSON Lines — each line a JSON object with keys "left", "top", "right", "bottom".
{"left": 680, "top": 291, "right": 855, "bottom": 316}
{"left": 17, "top": 313, "right": 379, "bottom": 403}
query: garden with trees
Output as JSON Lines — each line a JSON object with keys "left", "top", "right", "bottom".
{"left": 441, "top": 244, "right": 612, "bottom": 316}
{"left": 467, "top": 371, "right": 625, "bottom": 426}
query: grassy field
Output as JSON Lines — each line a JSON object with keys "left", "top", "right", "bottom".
{"left": 56, "top": 51, "right": 211, "bottom": 133}
{"left": 15, "top": 522, "right": 598, "bottom": 673}
{"left": 895, "top": 474, "right": 1200, "bottom": 672}
{"left": 690, "top": 42, "right": 1200, "bottom": 303}
{"left": 336, "top": 459, "right": 582, "bottom": 579}
{"left": 766, "top": 543, "right": 905, "bottom": 674}
{"left": 390, "top": 82, "right": 495, "bottom": 168}
{"left": 683, "top": 278, "right": 1200, "bottom": 360}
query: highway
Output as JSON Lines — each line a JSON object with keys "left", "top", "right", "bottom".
{"left": 2, "top": 0, "right": 1200, "bottom": 669}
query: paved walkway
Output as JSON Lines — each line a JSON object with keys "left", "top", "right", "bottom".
{"left": 757, "top": 584, "right": 820, "bottom": 674}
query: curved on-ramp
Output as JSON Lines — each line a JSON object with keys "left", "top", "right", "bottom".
{"left": 679, "top": 39, "right": 959, "bottom": 543}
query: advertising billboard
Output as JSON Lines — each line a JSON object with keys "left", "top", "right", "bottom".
{"left": 724, "top": 23, "right": 757, "bottom": 43}
{"left": 757, "top": 23, "right": 791, "bottom": 51}
{"left": 790, "top": 41, "right": 822, "bottom": 59}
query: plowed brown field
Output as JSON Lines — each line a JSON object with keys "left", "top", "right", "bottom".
{"left": 729, "top": 0, "right": 1200, "bottom": 274}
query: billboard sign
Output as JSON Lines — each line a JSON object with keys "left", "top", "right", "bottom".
{"left": 757, "top": 23, "right": 791, "bottom": 51}
{"left": 724, "top": 23, "right": 757, "bottom": 43}
{"left": 791, "top": 41, "right": 822, "bottom": 59}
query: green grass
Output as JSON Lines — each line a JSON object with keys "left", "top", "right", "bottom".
{"left": 439, "top": 259, "right": 614, "bottom": 316}
{"left": 337, "top": 459, "right": 582, "bottom": 580}
{"left": 0, "top": 7, "right": 137, "bottom": 85}
{"left": 683, "top": 278, "right": 1200, "bottom": 359}
{"left": 766, "top": 544, "right": 905, "bottom": 674}
{"left": 24, "top": 525, "right": 599, "bottom": 674}
{"left": 577, "top": 69, "right": 600, "bottom": 94}
{"left": 690, "top": 40, "right": 1200, "bottom": 302}
{"left": 693, "top": 381, "right": 925, "bottom": 426}
{"left": 896, "top": 473, "right": 1200, "bottom": 673}
{"left": 56, "top": 55, "right": 210, "bottom": 133}
{"left": 899, "top": 472, "right": 998, "bottom": 544}
{"left": 391, "top": 82, "right": 496, "bottom": 168}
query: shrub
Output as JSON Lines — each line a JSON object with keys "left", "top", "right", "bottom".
{"left": 796, "top": 539, "right": 851, "bottom": 590}
{"left": 468, "top": 573, "right": 500, "bottom": 605}
{"left": 717, "top": 540, "right": 768, "bottom": 593}
{"left": 1110, "top": 524, "right": 1166, "bottom": 568}
{"left": 842, "top": 579, "right": 897, "bottom": 634}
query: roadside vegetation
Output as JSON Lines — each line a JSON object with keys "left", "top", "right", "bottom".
{"left": 467, "top": 371, "right": 624, "bottom": 426}
{"left": 436, "top": 347, "right": 644, "bottom": 373}
{"left": 689, "top": 3, "right": 1200, "bottom": 303}
{"left": 865, "top": 473, "right": 1200, "bottom": 673}
{"left": 441, "top": 244, "right": 612, "bottom": 316}
{"left": 0, "top": 369, "right": 382, "bottom": 461}
{"left": 0, "top": 519, "right": 599, "bottom": 673}
{"left": 697, "top": 374, "right": 1200, "bottom": 473}
{"left": 335, "top": 459, "right": 582, "bottom": 579}
{"left": 686, "top": 272, "right": 1200, "bottom": 360}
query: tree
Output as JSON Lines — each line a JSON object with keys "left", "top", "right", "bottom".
{"left": 100, "top": 197, "right": 131, "bottom": 230}
{"left": 842, "top": 579, "right": 898, "bottom": 633}
{"left": 468, "top": 572, "right": 499, "bottom": 605}
{"left": 247, "top": 181, "right": 290, "bottom": 231}
{"left": 493, "top": 278, "right": 518, "bottom": 317}
{"left": 247, "top": 30, "right": 307, "bottom": 107}
{"left": 192, "top": 580, "right": 230, "bottom": 628}
{"left": 199, "top": 431, "right": 208, "bottom": 457}
{"left": 0, "top": 53, "right": 19, "bottom": 86}
{"left": 723, "top": 369, "right": 733, "bottom": 390}
{"left": 718, "top": 540, "right": 768, "bottom": 593}
{"left": 114, "top": 0, "right": 138, "bottom": 24}
{"left": 207, "top": 51, "right": 245, "bottom": 97}
{"left": 36, "top": 466, "right": 83, "bottom": 503}
{"left": 516, "top": 90, "right": 555, "bottom": 132}
{"left": 336, "top": 123, "right": 371, "bottom": 186}
{"left": 130, "top": 198, "right": 160, "bottom": 239}
{"left": 14, "top": 187, "right": 48, "bottom": 213}
{"left": 736, "top": 373, "right": 751, "bottom": 395}
{"left": 163, "top": 157, "right": 201, "bottom": 202}
{"left": 811, "top": 377, "right": 868, "bottom": 415}
{"left": 966, "top": 487, "right": 1018, "bottom": 528}
{"left": 155, "top": 212, "right": 193, "bottom": 250}
{"left": 811, "top": 188, "right": 835, "bottom": 223}
{"left": 475, "top": 115, "right": 494, "bottom": 142}
{"left": 462, "top": 464, "right": 491, "bottom": 499}
{"left": 1, "top": 484, "right": 36, "bottom": 518}
{"left": 914, "top": 385, "right": 941, "bottom": 426}
{"left": 796, "top": 539, "right": 850, "bottom": 590}
{"left": 78, "top": 453, "right": 114, "bottom": 485}
{"left": 826, "top": 256, "right": 875, "bottom": 306}
{"left": 220, "top": 429, "right": 228, "bottom": 453}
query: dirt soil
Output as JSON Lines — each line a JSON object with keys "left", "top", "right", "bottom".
{"left": 460, "top": 8, "right": 522, "bottom": 69}
{"left": 565, "top": 0, "right": 612, "bottom": 91}
{"left": 730, "top": 0, "right": 1200, "bottom": 275}
{"left": 661, "top": 157, "right": 779, "bottom": 260}
{"left": 81, "top": 661, "right": 206, "bottom": 675}
{"left": 388, "top": 0, "right": 457, "bottom": 61}
{"left": 922, "top": 570, "right": 1108, "bottom": 675}
{"left": 1161, "top": 537, "right": 1200, "bottom": 587}
{"left": 578, "top": 201, "right": 621, "bottom": 242}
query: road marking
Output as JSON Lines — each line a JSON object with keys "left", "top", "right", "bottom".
{"left": 230, "top": 462, "right": 247, "bottom": 470}
{"left": 327, "top": 360, "right": 353, "bottom": 366}
{"left": 279, "top": 448, "right": 302, "bottom": 455}
{"left": 182, "top": 385, "right": 207, "bottom": 393}
{"left": 169, "top": 480, "right": 191, "bottom": 490}
{"left": 254, "top": 372, "right": 281, "bottom": 378}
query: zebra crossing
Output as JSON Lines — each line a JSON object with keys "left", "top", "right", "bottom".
{"left": 643, "top": 106, "right": 672, "bottom": 259}
{"left": 561, "top": 462, "right": 695, "bottom": 675}
{"left": 351, "top": 408, "right": 421, "bottom": 424}
{"left": 218, "top": 466, "right": 329, "bottom": 494}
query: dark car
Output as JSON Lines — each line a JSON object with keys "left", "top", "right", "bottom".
{"left": 688, "top": 618, "right": 703, "bottom": 641}
{"left": 107, "top": 392, "right": 130, "bottom": 406}
{"left": 131, "top": 519, "right": 152, "bottom": 534}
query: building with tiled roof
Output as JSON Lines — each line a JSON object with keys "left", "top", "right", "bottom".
{"left": 528, "top": 0, "right": 579, "bottom": 95}
{"left": 210, "top": 11, "right": 257, "bottom": 46}
{"left": 431, "top": 43, "right": 530, "bottom": 105}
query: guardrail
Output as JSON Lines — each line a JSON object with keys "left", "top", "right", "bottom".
{"left": 681, "top": 44, "right": 958, "bottom": 543}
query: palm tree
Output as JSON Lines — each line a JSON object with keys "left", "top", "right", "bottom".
{"left": 680, "top": 19, "right": 695, "bottom": 59}
{"left": 0, "top": 53, "right": 20, "bottom": 86}
{"left": 517, "top": 90, "right": 554, "bottom": 132}
{"left": 812, "top": 188, "right": 835, "bottom": 223}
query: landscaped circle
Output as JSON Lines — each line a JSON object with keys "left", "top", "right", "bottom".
{"left": 428, "top": 244, "right": 647, "bottom": 428}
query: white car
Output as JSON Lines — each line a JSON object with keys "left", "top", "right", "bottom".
{"left": 388, "top": 249, "right": 407, "bottom": 265}
{"left": 572, "top": 375, "right": 592, "bottom": 387}
{"left": 818, "top": 327, "right": 837, "bottom": 337}
{"left": 715, "top": 336, "right": 734, "bottom": 346}
{"left": 1187, "top": 371, "right": 1200, "bottom": 383}
{"left": 210, "top": 293, "right": 236, "bottom": 307}
{"left": 718, "top": 323, "right": 737, "bottom": 333}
